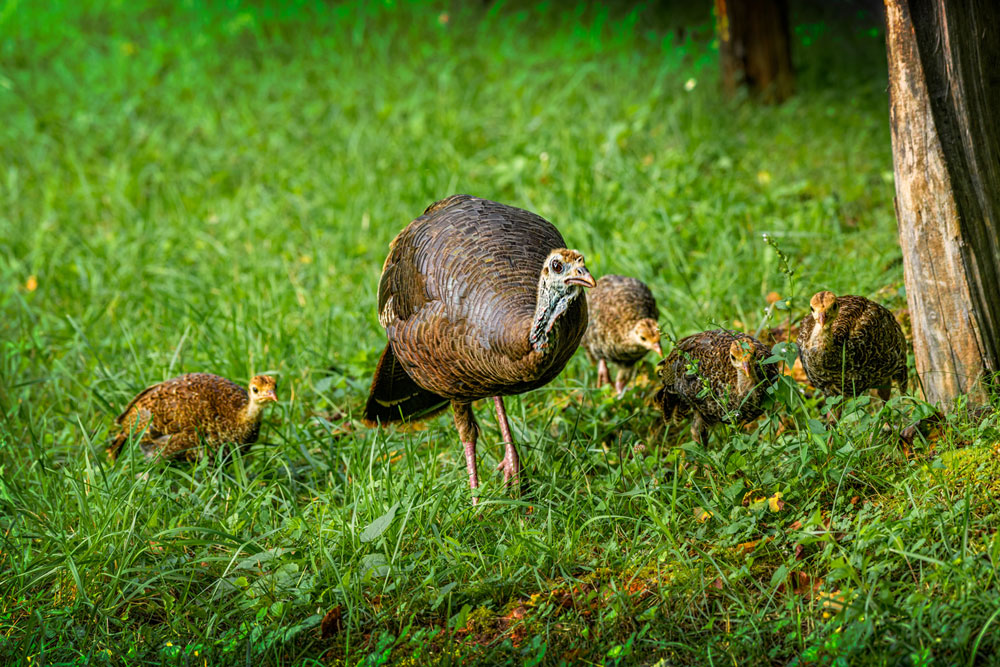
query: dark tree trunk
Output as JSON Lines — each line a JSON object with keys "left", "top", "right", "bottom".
{"left": 715, "top": 0, "right": 794, "bottom": 104}
{"left": 885, "top": 0, "right": 1000, "bottom": 406}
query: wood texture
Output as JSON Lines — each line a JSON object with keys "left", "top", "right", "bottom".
{"left": 885, "top": 0, "right": 1000, "bottom": 405}
{"left": 715, "top": 0, "right": 794, "bottom": 104}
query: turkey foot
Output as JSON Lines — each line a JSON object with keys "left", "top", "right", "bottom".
{"left": 493, "top": 396, "right": 522, "bottom": 489}
{"left": 496, "top": 446, "right": 521, "bottom": 487}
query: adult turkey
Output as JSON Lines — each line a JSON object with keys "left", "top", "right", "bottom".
{"left": 362, "top": 194, "right": 595, "bottom": 502}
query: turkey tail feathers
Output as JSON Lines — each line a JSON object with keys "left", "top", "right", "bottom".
{"left": 363, "top": 344, "right": 448, "bottom": 425}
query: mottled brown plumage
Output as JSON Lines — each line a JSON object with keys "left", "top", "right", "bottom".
{"left": 362, "top": 194, "right": 595, "bottom": 502}
{"left": 656, "top": 329, "right": 779, "bottom": 444}
{"left": 796, "top": 292, "right": 907, "bottom": 400}
{"left": 109, "top": 373, "right": 277, "bottom": 461}
{"left": 582, "top": 274, "right": 662, "bottom": 396}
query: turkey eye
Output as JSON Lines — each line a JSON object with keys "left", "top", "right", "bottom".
{"left": 550, "top": 259, "right": 564, "bottom": 274}
{"left": 252, "top": 386, "right": 259, "bottom": 393}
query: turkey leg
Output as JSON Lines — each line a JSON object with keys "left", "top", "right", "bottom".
{"left": 614, "top": 368, "right": 629, "bottom": 399}
{"left": 597, "top": 359, "right": 611, "bottom": 387}
{"left": 493, "top": 396, "right": 521, "bottom": 488}
{"left": 690, "top": 412, "right": 709, "bottom": 446}
{"left": 452, "top": 401, "right": 481, "bottom": 504}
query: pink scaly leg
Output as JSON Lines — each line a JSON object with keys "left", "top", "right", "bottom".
{"left": 452, "top": 402, "right": 480, "bottom": 505}
{"left": 597, "top": 359, "right": 611, "bottom": 387}
{"left": 463, "top": 441, "right": 479, "bottom": 504}
{"left": 493, "top": 396, "right": 521, "bottom": 489}
{"left": 614, "top": 368, "right": 628, "bottom": 399}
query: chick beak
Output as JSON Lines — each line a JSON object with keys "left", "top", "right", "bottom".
{"left": 261, "top": 390, "right": 278, "bottom": 403}
{"left": 565, "top": 266, "right": 596, "bottom": 288}
{"left": 741, "top": 360, "right": 752, "bottom": 377}
{"left": 652, "top": 342, "right": 663, "bottom": 357}
{"left": 816, "top": 312, "right": 826, "bottom": 327}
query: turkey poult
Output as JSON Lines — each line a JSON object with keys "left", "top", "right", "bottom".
{"left": 582, "top": 274, "right": 662, "bottom": 397}
{"left": 796, "top": 291, "right": 907, "bottom": 399}
{"left": 656, "top": 330, "right": 778, "bottom": 444}
{"left": 362, "top": 194, "right": 596, "bottom": 503}
{"left": 109, "top": 373, "right": 277, "bottom": 461}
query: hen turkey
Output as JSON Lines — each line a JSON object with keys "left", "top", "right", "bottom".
{"left": 796, "top": 291, "right": 907, "bottom": 400}
{"left": 109, "top": 373, "right": 277, "bottom": 461}
{"left": 362, "top": 194, "right": 595, "bottom": 502}
{"left": 582, "top": 274, "right": 662, "bottom": 397}
{"left": 656, "top": 329, "right": 778, "bottom": 444}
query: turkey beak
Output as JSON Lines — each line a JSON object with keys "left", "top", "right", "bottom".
{"left": 652, "top": 342, "right": 663, "bottom": 357}
{"left": 816, "top": 312, "right": 826, "bottom": 327}
{"left": 566, "top": 266, "right": 596, "bottom": 288}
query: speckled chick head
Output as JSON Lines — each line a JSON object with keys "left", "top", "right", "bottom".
{"left": 728, "top": 340, "right": 756, "bottom": 378}
{"left": 809, "top": 291, "right": 839, "bottom": 328}
{"left": 631, "top": 318, "right": 663, "bottom": 356}
{"left": 248, "top": 375, "right": 278, "bottom": 404}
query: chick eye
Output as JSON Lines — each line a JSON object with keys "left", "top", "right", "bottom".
{"left": 550, "top": 258, "right": 564, "bottom": 274}
{"left": 252, "top": 386, "right": 259, "bottom": 393}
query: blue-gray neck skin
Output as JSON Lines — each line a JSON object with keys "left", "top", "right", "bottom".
{"left": 529, "top": 276, "right": 580, "bottom": 352}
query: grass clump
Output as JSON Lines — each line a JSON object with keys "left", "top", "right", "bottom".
{"left": 3, "top": 1, "right": 999, "bottom": 664}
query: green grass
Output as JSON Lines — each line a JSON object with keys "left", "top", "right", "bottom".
{"left": 2, "top": 1, "right": 1000, "bottom": 664}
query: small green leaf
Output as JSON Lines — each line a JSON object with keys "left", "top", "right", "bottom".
{"left": 360, "top": 553, "right": 390, "bottom": 579}
{"left": 808, "top": 419, "right": 827, "bottom": 435}
{"left": 771, "top": 342, "right": 799, "bottom": 368}
{"left": 726, "top": 452, "right": 747, "bottom": 474}
{"left": 360, "top": 502, "right": 400, "bottom": 543}
{"left": 723, "top": 479, "right": 746, "bottom": 503}
{"left": 449, "top": 603, "right": 472, "bottom": 630}
{"left": 314, "top": 375, "right": 336, "bottom": 394}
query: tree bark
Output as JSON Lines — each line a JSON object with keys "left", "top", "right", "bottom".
{"left": 715, "top": 0, "right": 794, "bottom": 104}
{"left": 885, "top": 0, "right": 1000, "bottom": 406}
